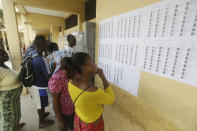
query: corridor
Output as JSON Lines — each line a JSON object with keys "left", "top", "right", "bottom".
{"left": 1, "top": 0, "right": 197, "bottom": 131}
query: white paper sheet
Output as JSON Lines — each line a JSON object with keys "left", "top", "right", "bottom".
{"left": 98, "top": 0, "right": 197, "bottom": 96}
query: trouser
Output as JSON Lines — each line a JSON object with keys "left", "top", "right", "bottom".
{"left": 28, "top": 86, "right": 49, "bottom": 109}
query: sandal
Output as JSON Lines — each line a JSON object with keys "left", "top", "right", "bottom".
{"left": 39, "top": 120, "right": 54, "bottom": 129}
{"left": 18, "top": 122, "right": 26, "bottom": 129}
{"left": 44, "top": 112, "right": 50, "bottom": 118}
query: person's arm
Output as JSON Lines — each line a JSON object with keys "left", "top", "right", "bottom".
{"left": 97, "top": 68, "right": 109, "bottom": 89}
{"left": 96, "top": 87, "right": 115, "bottom": 105}
{"left": 96, "top": 68, "right": 115, "bottom": 104}
{"left": 40, "top": 58, "right": 50, "bottom": 80}
{"left": 51, "top": 93, "right": 65, "bottom": 130}
{"left": 44, "top": 56, "right": 52, "bottom": 75}
{"left": 48, "top": 77, "right": 66, "bottom": 130}
{"left": 51, "top": 93, "right": 62, "bottom": 121}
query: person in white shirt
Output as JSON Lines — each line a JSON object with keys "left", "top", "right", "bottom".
{"left": 44, "top": 35, "right": 76, "bottom": 121}
{"left": 44, "top": 42, "right": 59, "bottom": 120}
{"left": 45, "top": 42, "right": 59, "bottom": 75}
{"left": 48, "top": 34, "right": 77, "bottom": 74}
{"left": 0, "top": 48, "right": 26, "bottom": 131}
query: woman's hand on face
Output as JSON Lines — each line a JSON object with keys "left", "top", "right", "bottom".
{"left": 97, "top": 68, "right": 105, "bottom": 78}
{"left": 97, "top": 67, "right": 109, "bottom": 88}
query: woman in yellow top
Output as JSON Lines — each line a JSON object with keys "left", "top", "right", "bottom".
{"left": 61, "top": 52, "right": 115, "bottom": 131}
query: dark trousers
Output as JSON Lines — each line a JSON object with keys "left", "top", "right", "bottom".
{"left": 60, "top": 113, "right": 75, "bottom": 131}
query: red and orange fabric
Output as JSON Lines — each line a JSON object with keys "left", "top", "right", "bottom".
{"left": 74, "top": 114, "right": 105, "bottom": 131}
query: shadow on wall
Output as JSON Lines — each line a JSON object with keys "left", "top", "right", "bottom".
{"left": 95, "top": 76, "right": 182, "bottom": 131}
{"left": 138, "top": 72, "right": 197, "bottom": 131}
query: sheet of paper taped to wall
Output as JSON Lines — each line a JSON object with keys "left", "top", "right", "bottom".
{"left": 98, "top": 0, "right": 197, "bottom": 96}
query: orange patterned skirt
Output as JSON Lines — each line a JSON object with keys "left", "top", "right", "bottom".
{"left": 74, "top": 114, "right": 105, "bottom": 131}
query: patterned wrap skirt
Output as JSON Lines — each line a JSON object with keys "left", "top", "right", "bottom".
{"left": 74, "top": 114, "right": 105, "bottom": 131}
{"left": 0, "top": 86, "right": 23, "bottom": 131}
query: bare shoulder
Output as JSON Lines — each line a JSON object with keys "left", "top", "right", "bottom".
{"left": 70, "top": 80, "right": 79, "bottom": 87}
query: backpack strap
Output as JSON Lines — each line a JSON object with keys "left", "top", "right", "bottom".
{"left": 32, "top": 53, "right": 38, "bottom": 58}
{"left": 74, "top": 85, "right": 92, "bottom": 104}
{"left": 26, "top": 52, "right": 37, "bottom": 59}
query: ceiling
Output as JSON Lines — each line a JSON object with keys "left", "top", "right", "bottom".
{"left": 24, "top": 6, "right": 67, "bottom": 18}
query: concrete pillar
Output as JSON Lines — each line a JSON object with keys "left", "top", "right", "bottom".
{"left": 28, "top": 25, "right": 37, "bottom": 43}
{"left": 28, "top": 24, "right": 33, "bottom": 42}
{"left": 78, "top": 12, "right": 85, "bottom": 31}
{"left": 1, "top": 31, "right": 7, "bottom": 52}
{"left": 32, "top": 30, "right": 36, "bottom": 41}
{"left": 50, "top": 25, "right": 59, "bottom": 44}
{"left": 78, "top": 14, "right": 82, "bottom": 31}
{"left": 61, "top": 32, "right": 64, "bottom": 49}
{"left": 21, "top": 14, "right": 30, "bottom": 47}
{"left": 2, "top": 0, "right": 22, "bottom": 71}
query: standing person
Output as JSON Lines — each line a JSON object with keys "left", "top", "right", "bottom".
{"left": 48, "top": 58, "right": 75, "bottom": 131}
{"left": 30, "top": 35, "right": 54, "bottom": 128}
{"left": 45, "top": 42, "right": 59, "bottom": 120}
{"left": 22, "top": 43, "right": 26, "bottom": 53}
{"left": 64, "top": 52, "right": 115, "bottom": 131}
{"left": 0, "top": 48, "right": 26, "bottom": 131}
{"left": 21, "top": 43, "right": 26, "bottom": 58}
{"left": 45, "top": 42, "right": 59, "bottom": 75}
{"left": 48, "top": 42, "right": 59, "bottom": 54}
{"left": 64, "top": 34, "right": 76, "bottom": 57}
{"left": 52, "top": 34, "right": 77, "bottom": 74}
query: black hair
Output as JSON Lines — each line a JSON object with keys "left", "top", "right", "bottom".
{"left": 34, "top": 35, "right": 47, "bottom": 54}
{"left": 48, "top": 42, "right": 59, "bottom": 53}
{"left": 67, "top": 34, "right": 76, "bottom": 43}
{"left": 61, "top": 52, "right": 89, "bottom": 79}
{"left": 0, "top": 48, "right": 9, "bottom": 63}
